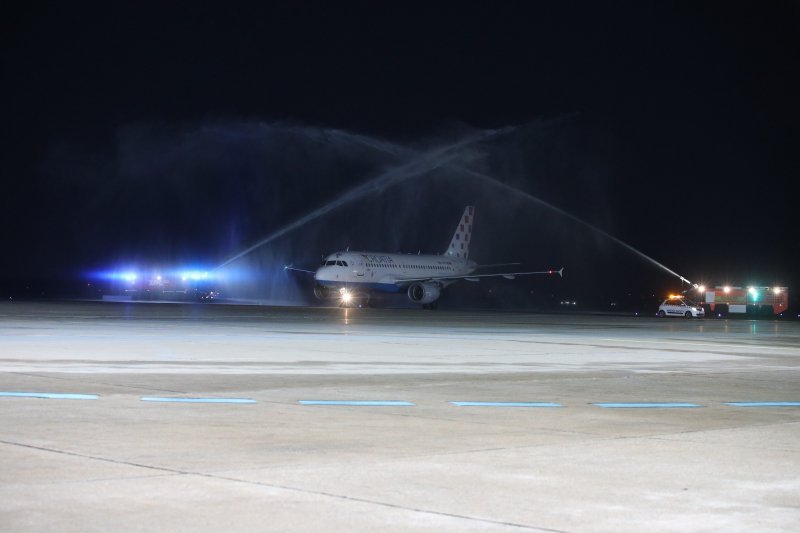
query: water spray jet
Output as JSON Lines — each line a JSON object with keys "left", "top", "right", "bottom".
{"left": 214, "top": 118, "right": 696, "bottom": 291}
{"left": 299, "top": 121, "right": 697, "bottom": 287}
{"left": 214, "top": 126, "right": 515, "bottom": 270}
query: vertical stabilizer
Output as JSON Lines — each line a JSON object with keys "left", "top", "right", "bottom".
{"left": 446, "top": 206, "right": 474, "bottom": 259}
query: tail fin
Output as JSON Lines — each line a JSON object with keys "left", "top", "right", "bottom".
{"left": 446, "top": 206, "right": 474, "bottom": 259}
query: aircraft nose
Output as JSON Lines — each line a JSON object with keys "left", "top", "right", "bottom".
{"left": 314, "top": 266, "right": 330, "bottom": 281}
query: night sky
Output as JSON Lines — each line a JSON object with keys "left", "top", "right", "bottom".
{"left": 2, "top": 2, "right": 798, "bottom": 306}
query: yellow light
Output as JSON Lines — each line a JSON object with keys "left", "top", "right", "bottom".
{"left": 339, "top": 288, "right": 352, "bottom": 304}
{"left": 723, "top": 286, "right": 731, "bottom": 294}
{"left": 669, "top": 294, "right": 680, "bottom": 299}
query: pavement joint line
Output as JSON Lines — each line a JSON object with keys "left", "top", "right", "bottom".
{"left": 140, "top": 397, "right": 257, "bottom": 404}
{"left": 0, "top": 392, "right": 99, "bottom": 400}
{"left": 615, "top": 419, "right": 800, "bottom": 442}
{"left": 593, "top": 402, "right": 702, "bottom": 408}
{"left": 298, "top": 400, "right": 415, "bottom": 406}
{"left": 0, "top": 438, "right": 560, "bottom": 532}
{"left": 8, "top": 371, "right": 189, "bottom": 394}
{"left": 726, "top": 402, "right": 800, "bottom": 407}
{"left": 595, "top": 337, "right": 798, "bottom": 350}
{"left": 451, "top": 401, "right": 562, "bottom": 407}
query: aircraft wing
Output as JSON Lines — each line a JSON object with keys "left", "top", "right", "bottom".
{"left": 392, "top": 268, "right": 563, "bottom": 285}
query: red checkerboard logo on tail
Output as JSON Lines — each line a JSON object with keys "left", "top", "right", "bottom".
{"left": 446, "top": 206, "right": 474, "bottom": 259}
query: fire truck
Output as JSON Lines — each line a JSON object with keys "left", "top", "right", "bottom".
{"left": 701, "top": 286, "right": 788, "bottom": 316}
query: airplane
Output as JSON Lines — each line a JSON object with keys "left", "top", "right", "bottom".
{"left": 286, "top": 206, "right": 563, "bottom": 308}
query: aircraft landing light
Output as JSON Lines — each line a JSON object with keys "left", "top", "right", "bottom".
{"left": 725, "top": 402, "right": 800, "bottom": 407}
{"left": 450, "top": 401, "right": 562, "bottom": 407}
{"left": 593, "top": 402, "right": 701, "bottom": 408}
{"left": 141, "top": 397, "right": 256, "bottom": 404}
{"left": 298, "top": 400, "right": 414, "bottom": 406}
{"left": 0, "top": 392, "right": 99, "bottom": 400}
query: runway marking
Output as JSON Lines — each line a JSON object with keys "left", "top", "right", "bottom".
{"left": 726, "top": 402, "right": 800, "bottom": 407}
{"left": 450, "top": 401, "right": 562, "bottom": 407}
{"left": 0, "top": 392, "right": 98, "bottom": 400}
{"left": 593, "top": 402, "right": 701, "bottom": 408}
{"left": 140, "top": 397, "right": 256, "bottom": 404}
{"left": 298, "top": 400, "right": 414, "bottom": 406}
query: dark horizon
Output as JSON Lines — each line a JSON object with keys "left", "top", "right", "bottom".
{"left": 3, "top": 3, "right": 798, "bottom": 309}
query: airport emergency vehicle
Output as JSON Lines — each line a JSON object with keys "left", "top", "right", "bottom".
{"left": 700, "top": 285, "right": 788, "bottom": 316}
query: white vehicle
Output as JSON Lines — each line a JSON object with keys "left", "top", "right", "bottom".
{"left": 288, "top": 206, "right": 562, "bottom": 308}
{"left": 657, "top": 298, "right": 705, "bottom": 318}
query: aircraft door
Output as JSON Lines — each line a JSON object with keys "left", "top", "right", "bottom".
{"left": 354, "top": 260, "right": 365, "bottom": 277}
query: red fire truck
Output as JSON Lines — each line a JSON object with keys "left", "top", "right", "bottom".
{"left": 701, "top": 286, "right": 788, "bottom": 316}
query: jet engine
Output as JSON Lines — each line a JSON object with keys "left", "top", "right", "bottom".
{"left": 313, "top": 284, "right": 338, "bottom": 300}
{"left": 407, "top": 282, "right": 441, "bottom": 305}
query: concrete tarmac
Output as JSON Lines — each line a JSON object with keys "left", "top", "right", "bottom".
{"left": 1, "top": 301, "right": 798, "bottom": 531}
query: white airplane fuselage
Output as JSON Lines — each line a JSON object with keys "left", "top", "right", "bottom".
{"left": 300, "top": 206, "right": 561, "bottom": 307}
{"left": 315, "top": 252, "right": 476, "bottom": 296}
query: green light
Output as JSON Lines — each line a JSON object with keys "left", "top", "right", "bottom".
{"left": 748, "top": 287, "right": 759, "bottom": 302}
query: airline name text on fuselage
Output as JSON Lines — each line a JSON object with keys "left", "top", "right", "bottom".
{"left": 361, "top": 254, "right": 396, "bottom": 264}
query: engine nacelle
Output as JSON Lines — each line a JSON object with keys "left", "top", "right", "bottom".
{"left": 314, "top": 284, "right": 338, "bottom": 300}
{"left": 407, "top": 282, "right": 441, "bottom": 305}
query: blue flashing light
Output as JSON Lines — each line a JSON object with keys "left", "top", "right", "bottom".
{"left": 87, "top": 270, "right": 135, "bottom": 282}
{"left": 89, "top": 265, "right": 217, "bottom": 286}
{"left": 121, "top": 272, "right": 138, "bottom": 283}
{"left": 181, "top": 270, "right": 210, "bottom": 282}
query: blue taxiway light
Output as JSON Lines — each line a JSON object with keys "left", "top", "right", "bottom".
{"left": 726, "top": 402, "right": 800, "bottom": 407}
{"left": 141, "top": 397, "right": 256, "bottom": 404}
{"left": 450, "top": 401, "right": 562, "bottom": 407}
{"left": 594, "top": 402, "right": 701, "bottom": 408}
{"left": 0, "top": 392, "right": 98, "bottom": 400}
{"left": 298, "top": 400, "right": 414, "bottom": 406}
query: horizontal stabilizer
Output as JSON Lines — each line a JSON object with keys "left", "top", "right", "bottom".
{"left": 476, "top": 262, "right": 521, "bottom": 269}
